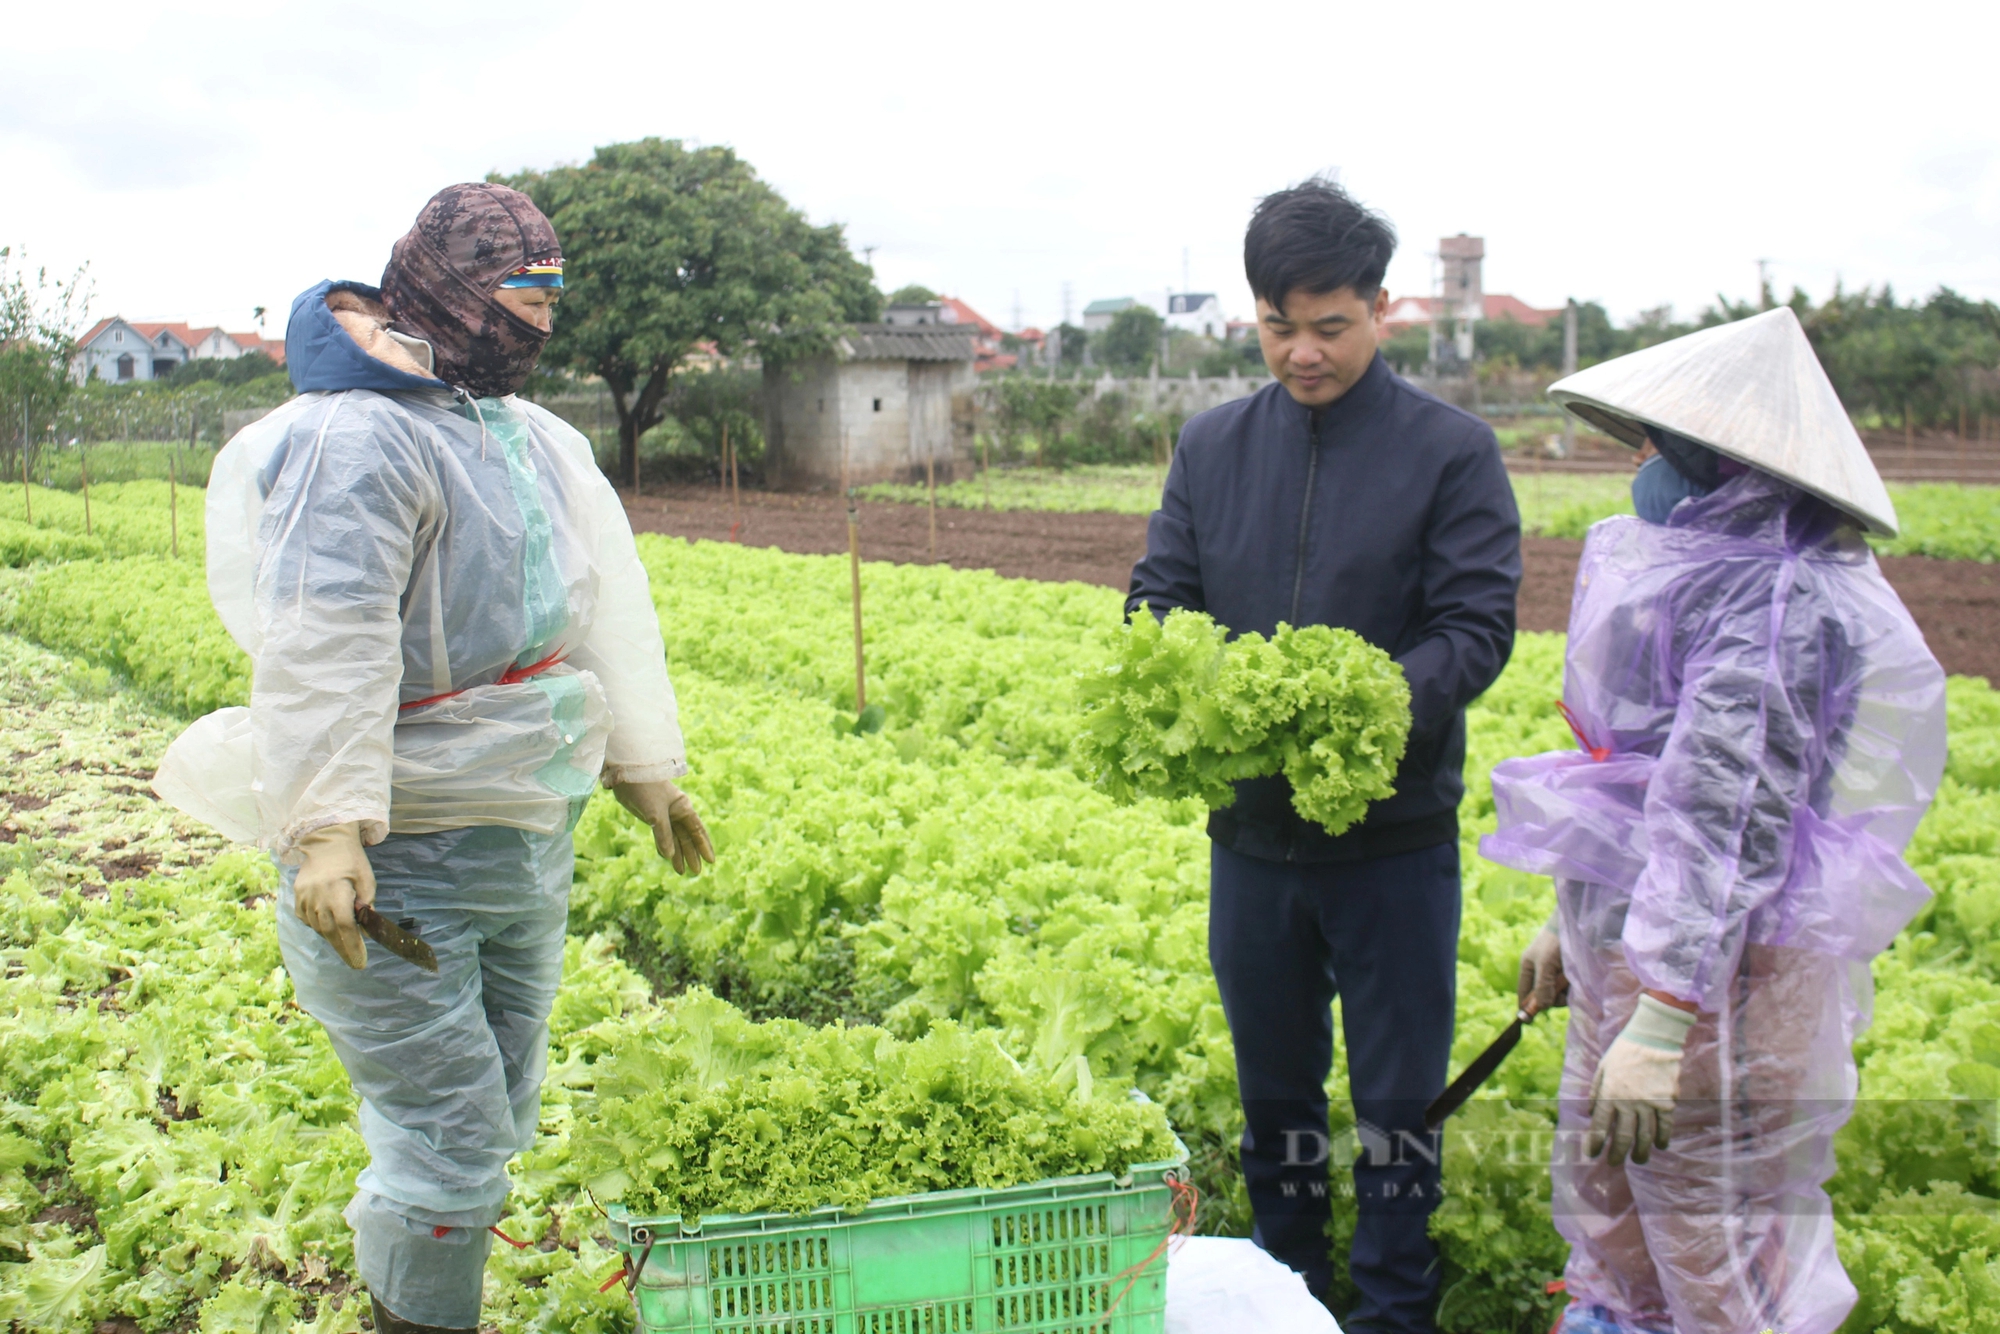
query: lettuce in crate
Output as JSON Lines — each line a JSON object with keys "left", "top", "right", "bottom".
{"left": 568, "top": 988, "right": 1179, "bottom": 1221}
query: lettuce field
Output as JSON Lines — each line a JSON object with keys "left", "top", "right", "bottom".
{"left": 1, "top": 484, "right": 1998, "bottom": 1332}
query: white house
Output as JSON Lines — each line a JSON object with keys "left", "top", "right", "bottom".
{"left": 72, "top": 318, "right": 270, "bottom": 383}
{"left": 1165, "top": 292, "right": 1226, "bottom": 339}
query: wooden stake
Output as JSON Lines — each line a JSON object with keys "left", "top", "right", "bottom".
{"left": 981, "top": 432, "right": 992, "bottom": 511}
{"left": 843, "top": 432, "right": 866, "bottom": 711}
{"left": 726, "top": 423, "right": 741, "bottom": 539}
{"left": 926, "top": 447, "right": 937, "bottom": 563}
{"left": 20, "top": 400, "right": 30, "bottom": 525}
{"left": 79, "top": 442, "right": 92, "bottom": 536}
{"left": 169, "top": 447, "right": 179, "bottom": 558}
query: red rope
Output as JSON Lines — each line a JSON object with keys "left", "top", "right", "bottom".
{"left": 1098, "top": 1175, "right": 1199, "bottom": 1327}
{"left": 490, "top": 1225, "right": 531, "bottom": 1250}
{"left": 401, "top": 646, "right": 569, "bottom": 712}
{"left": 1555, "top": 701, "right": 1611, "bottom": 762}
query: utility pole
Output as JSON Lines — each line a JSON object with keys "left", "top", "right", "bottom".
{"left": 1425, "top": 249, "right": 1441, "bottom": 376}
{"left": 1757, "top": 259, "right": 1774, "bottom": 310}
{"left": 1560, "top": 299, "right": 1579, "bottom": 461}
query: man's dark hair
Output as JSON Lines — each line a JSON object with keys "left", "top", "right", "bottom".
{"left": 1244, "top": 177, "right": 1397, "bottom": 313}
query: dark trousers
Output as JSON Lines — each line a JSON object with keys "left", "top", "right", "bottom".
{"left": 1209, "top": 839, "right": 1461, "bottom": 1333}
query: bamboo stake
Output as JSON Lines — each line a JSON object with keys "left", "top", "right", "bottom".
{"left": 926, "top": 447, "right": 937, "bottom": 563}
{"left": 726, "top": 423, "right": 741, "bottom": 540}
{"left": 843, "top": 432, "right": 866, "bottom": 712}
{"left": 981, "top": 433, "right": 992, "bottom": 511}
{"left": 79, "top": 442, "right": 92, "bottom": 536}
{"left": 20, "top": 401, "right": 30, "bottom": 525}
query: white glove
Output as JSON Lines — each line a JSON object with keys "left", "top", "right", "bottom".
{"left": 1516, "top": 913, "right": 1567, "bottom": 1018}
{"left": 613, "top": 779, "right": 716, "bottom": 877}
{"left": 293, "top": 821, "right": 376, "bottom": 970}
{"left": 1588, "top": 994, "right": 1697, "bottom": 1165}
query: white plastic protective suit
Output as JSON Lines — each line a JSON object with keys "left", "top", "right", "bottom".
{"left": 159, "top": 383, "right": 685, "bottom": 850}
{"left": 155, "top": 300, "right": 689, "bottom": 1324}
{"left": 1482, "top": 472, "right": 1945, "bottom": 1333}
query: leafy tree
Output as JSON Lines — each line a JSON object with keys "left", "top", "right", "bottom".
{"left": 886, "top": 284, "right": 939, "bottom": 305}
{"left": 1052, "top": 323, "right": 1089, "bottom": 369}
{"left": 1097, "top": 305, "right": 1163, "bottom": 376}
{"left": 501, "top": 139, "right": 881, "bottom": 483}
{"left": 0, "top": 246, "right": 90, "bottom": 482}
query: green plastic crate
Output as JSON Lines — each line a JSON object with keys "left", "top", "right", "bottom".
{"left": 605, "top": 1146, "right": 1188, "bottom": 1334}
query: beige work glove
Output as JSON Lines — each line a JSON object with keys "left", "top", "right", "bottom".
{"left": 613, "top": 779, "right": 716, "bottom": 877}
{"left": 1516, "top": 913, "right": 1568, "bottom": 1018}
{"left": 1588, "top": 994, "right": 1697, "bottom": 1166}
{"left": 293, "top": 821, "right": 376, "bottom": 970}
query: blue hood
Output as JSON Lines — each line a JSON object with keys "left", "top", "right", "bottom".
{"left": 286, "top": 280, "right": 445, "bottom": 396}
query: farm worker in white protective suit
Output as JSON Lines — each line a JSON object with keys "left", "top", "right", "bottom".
{"left": 1480, "top": 308, "right": 1946, "bottom": 1334}
{"left": 154, "top": 183, "right": 714, "bottom": 1334}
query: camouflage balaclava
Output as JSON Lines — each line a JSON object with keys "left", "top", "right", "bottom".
{"left": 380, "top": 183, "right": 561, "bottom": 399}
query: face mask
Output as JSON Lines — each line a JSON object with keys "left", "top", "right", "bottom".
{"left": 1632, "top": 453, "right": 1710, "bottom": 524}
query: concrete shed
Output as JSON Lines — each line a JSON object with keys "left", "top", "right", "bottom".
{"left": 762, "top": 325, "right": 978, "bottom": 489}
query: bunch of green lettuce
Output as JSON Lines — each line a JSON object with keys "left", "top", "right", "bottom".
{"left": 567, "top": 989, "right": 1179, "bottom": 1222}
{"left": 1072, "top": 607, "right": 1411, "bottom": 835}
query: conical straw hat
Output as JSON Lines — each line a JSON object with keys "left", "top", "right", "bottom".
{"left": 1547, "top": 307, "right": 1898, "bottom": 535}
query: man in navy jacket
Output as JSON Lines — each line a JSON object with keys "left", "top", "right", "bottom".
{"left": 1127, "top": 180, "right": 1520, "bottom": 1331}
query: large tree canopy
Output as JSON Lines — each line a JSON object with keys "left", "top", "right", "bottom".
{"left": 501, "top": 139, "right": 880, "bottom": 482}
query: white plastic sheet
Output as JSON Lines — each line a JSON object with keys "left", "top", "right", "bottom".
{"left": 1165, "top": 1237, "right": 1341, "bottom": 1334}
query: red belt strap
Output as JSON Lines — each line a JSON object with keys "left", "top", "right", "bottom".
{"left": 400, "top": 646, "right": 569, "bottom": 712}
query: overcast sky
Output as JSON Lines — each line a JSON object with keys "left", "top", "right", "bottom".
{"left": 4, "top": 0, "right": 1995, "bottom": 342}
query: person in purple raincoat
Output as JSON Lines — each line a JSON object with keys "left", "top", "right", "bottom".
{"left": 1483, "top": 308, "right": 1946, "bottom": 1334}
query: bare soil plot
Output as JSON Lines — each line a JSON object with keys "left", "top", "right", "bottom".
{"left": 626, "top": 486, "right": 2000, "bottom": 682}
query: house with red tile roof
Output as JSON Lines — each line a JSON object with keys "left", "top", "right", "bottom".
{"left": 74, "top": 317, "right": 284, "bottom": 382}
{"left": 1381, "top": 293, "right": 1563, "bottom": 333}
{"left": 884, "top": 296, "right": 1022, "bottom": 372}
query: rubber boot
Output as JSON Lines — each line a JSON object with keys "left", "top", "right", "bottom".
{"left": 370, "top": 1295, "right": 476, "bottom": 1334}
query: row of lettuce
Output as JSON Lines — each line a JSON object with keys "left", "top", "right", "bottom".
{"left": 1, "top": 493, "right": 1997, "bottom": 1329}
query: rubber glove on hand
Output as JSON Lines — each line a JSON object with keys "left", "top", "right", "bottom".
{"left": 613, "top": 779, "right": 716, "bottom": 877}
{"left": 1588, "top": 994, "right": 1697, "bottom": 1166}
{"left": 293, "top": 821, "right": 375, "bottom": 970}
{"left": 1517, "top": 912, "right": 1568, "bottom": 1018}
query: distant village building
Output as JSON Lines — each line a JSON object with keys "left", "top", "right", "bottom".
{"left": 1081, "top": 297, "right": 1138, "bottom": 333}
{"left": 762, "top": 324, "right": 978, "bottom": 490}
{"left": 885, "top": 295, "right": 1016, "bottom": 372}
{"left": 1380, "top": 293, "right": 1563, "bottom": 331}
{"left": 1164, "top": 293, "right": 1226, "bottom": 339}
{"left": 1380, "top": 235, "right": 1561, "bottom": 350}
{"left": 74, "top": 317, "right": 283, "bottom": 383}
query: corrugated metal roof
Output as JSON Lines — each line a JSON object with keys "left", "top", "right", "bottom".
{"left": 841, "top": 324, "right": 978, "bottom": 362}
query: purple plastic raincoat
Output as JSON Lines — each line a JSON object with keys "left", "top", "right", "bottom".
{"left": 1482, "top": 471, "right": 1945, "bottom": 1334}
